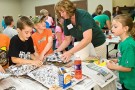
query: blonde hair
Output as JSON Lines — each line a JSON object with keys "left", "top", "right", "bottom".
{"left": 114, "top": 14, "right": 135, "bottom": 39}
{"left": 54, "top": 0, "right": 76, "bottom": 18}
{"left": 40, "top": 9, "right": 48, "bottom": 16}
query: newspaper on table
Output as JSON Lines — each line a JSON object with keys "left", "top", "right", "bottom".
{"left": 71, "top": 78, "right": 96, "bottom": 90}
{"left": 6, "top": 64, "right": 37, "bottom": 76}
{"left": 27, "top": 65, "right": 59, "bottom": 88}
{"left": 82, "top": 62, "right": 117, "bottom": 88}
{"left": 0, "top": 72, "right": 11, "bottom": 80}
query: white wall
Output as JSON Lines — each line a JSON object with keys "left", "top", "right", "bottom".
{"left": 113, "top": 0, "right": 134, "bottom": 7}
{"left": 0, "top": 0, "right": 113, "bottom": 30}
{"left": 21, "top": 0, "right": 113, "bottom": 17}
{"left": 20, "top": 0, "right": 80, "bottom": 17}
{"left": 88, "top": 0, "right": 113, "bottom": 14}
{"left": 0, "top": 0, "right": 21, "bottom": 29}
{"left": 3, "top": 0, "right": 135, "bottom": 29}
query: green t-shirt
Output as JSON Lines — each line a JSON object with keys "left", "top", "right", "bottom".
{"left": 64, "top": 9, "right": 105, "bottom": 47}
{"left": 94, "top": 14, "right": 110, "bottom": 29}
{"left": 118, "top": 36, "right": 135, "bottom": 90}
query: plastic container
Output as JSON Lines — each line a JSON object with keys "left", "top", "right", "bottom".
{"left": 74, "top": 56, "right": 82, "bottom": 79}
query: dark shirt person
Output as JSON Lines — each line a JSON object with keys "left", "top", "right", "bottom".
{"left": 55, "top": 0, "right": 106, "bottom": 62}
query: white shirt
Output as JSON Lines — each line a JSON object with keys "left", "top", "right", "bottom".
{"left": 3, "top": 26, "right": 18, "bottom": 39}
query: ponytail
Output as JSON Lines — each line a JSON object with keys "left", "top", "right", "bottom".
{"left": 130, "top": 22, "right": 135, "bottom": 39}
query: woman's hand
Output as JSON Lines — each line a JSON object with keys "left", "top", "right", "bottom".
{"left": 0, "top": 65, "right": 5, "bottom": 73}
{"left": 61, "top": 51, "right": 73, "bottom": 63}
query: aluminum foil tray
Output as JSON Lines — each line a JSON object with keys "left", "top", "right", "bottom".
{"left": 46, "top": 52, "right": 63, "bottom": 62}
{"left": 27, "top": 65, "right": 59, "bottom": 88}
{"left": 7, "top": 64, "right": 37, "bottom": 76}
{"left": 0, "top": 72, "right": 11, "bottom": 80}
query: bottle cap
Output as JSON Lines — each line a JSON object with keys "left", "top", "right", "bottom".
{"left": 74, "top": 59, "right": 81, "bottom": 65}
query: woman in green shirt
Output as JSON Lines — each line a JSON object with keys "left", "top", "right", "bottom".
{"left": 55, "top": 0, "right": 106, "bottom": 62}
{"left": 107, "top": 14, "right": 135, "bottom": 90}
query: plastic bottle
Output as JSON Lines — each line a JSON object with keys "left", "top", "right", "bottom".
{"left": 74, "top": 56, "right": 82, "bottom": 79}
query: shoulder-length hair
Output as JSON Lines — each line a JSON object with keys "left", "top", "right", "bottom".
{"left": 55, "top": 0, "right": 76, "bottom": 18}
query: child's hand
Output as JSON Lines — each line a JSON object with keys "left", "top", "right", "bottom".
{"left": 54, "top": 49, "right": 57, "bottom": 53}
{"left": 106, "top": 61, "right": 116, "bottom": 70}
{"left": 31, "top": 60, "right": 43, "bottom": 67}
{"left": 0, "top": 65, "right": 5, "bottom": 73}
{"left": 61, "top": 51, "right": 72, "bottom": 63}
{"left": 38, "top": 53, "right": 45, "bottom": 61}
{"left": 49, "top": 85, "right": 62, "bottom": 90}
{"left": 111, "top": 59, "right": 118, "bottom": 63}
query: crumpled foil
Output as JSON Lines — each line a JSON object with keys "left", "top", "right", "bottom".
{"left": 7, "top": 64, "right": 37, "bottom": 76}
{"left": 0, "top": 72, "right": 11, "bottom": 80}
{"left": 45, "top": 52, "right": 63, "bottom": 63}
{"left": 27, "top": 65, "right": 59, "bottom": 88}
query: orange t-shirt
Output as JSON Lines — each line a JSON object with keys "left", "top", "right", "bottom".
{"left": 0, "top": 34, "right": 10, "bottom": 50}
{"left": 32, "top": 29, "right": 53, "bottom": 55}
